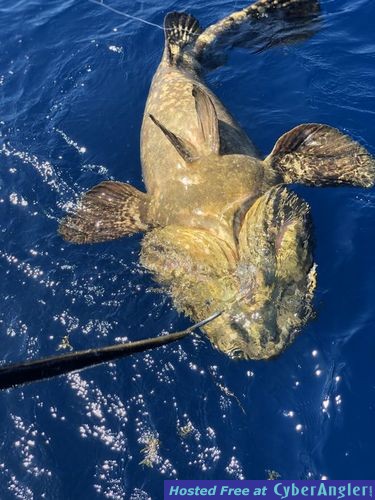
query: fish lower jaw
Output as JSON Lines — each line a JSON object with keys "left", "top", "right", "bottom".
{"left": 204, "top": 314, "right": 300, "bottom": 361}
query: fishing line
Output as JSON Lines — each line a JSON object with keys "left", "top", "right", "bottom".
{"left": 88, "top": 0, "right": 165, "bottom": 30}
{"left": 89, "top": 0, "right": 200, "bottom": 35}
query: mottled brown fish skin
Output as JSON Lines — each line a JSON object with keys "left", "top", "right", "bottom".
{"left": 139, "top": 43, "right": 295, "bottom": 360}
{"left": 60, "top": 1, "right": 375, "bottom": 360}
{"left": 140, "top": 56, "right": 275, "bottom": 247}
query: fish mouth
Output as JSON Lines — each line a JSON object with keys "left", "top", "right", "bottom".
{"left": 141, "top": 224, "right": 316, "bottom": 361}
{"left": 202, "top": 264, "right": 316, "bottom": 360}
{"left": 202, "top": 303, "right": 300, "bottom": 361}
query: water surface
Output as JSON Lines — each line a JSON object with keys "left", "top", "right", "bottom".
{"left": 0, "top": 0, "right": 374, "bottom": 498}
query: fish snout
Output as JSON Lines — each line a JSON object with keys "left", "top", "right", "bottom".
{"left": 203, "top": 300, "right": 294, "bottom": 360}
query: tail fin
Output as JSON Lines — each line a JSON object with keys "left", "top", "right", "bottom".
{"left": 164, "top": 12, "right": 202, "bottom": 65}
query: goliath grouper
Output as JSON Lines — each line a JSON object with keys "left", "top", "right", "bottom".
{"left": 1, "top": 0, "right": 374, "bottom": 388}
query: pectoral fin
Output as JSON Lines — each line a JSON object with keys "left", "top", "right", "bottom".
{"left": 59, "top": 181, "right": 151, "bottom": 244}
{"left": 235, "top": 186, "right": 315, "bottom": 355}
{"left": 266, "top": 124, "right": 375, "bottom": 187}
{"left": 141, "top": 225, "right": 237, "bottom": 318}
{"left": 193, "top": 0, "right": 321, "bottom": 67}
{"left": 238, "top": 186, "right": 312, "bottom": 273}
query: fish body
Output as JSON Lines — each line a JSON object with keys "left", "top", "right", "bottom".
{"left": 141, "top": 59, "right": 264, "bottom": 244}
{"left": 60, "top": 0, "right": 375, "bottom": 360}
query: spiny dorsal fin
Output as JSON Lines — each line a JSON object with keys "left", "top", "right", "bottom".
{"left": 192, "top": 84, "right": 221, "bottom": 155}
{"left": 149, "top": 114, "right": 199, "bottom": 163}
{"left": 164, "top": 12, "right": 202, "bottom": 66}
{"left": 267, "top": 123, "right": 375, "bottom": 188}
{"left": 59, "top": 181, "right": 151, "bottom": 244}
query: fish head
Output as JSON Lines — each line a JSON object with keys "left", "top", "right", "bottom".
{"left": 141, "top": 224, "right": 315, "bottom": 360}
{"left": 202, "top": 260, "right": 316, "bottom": 360}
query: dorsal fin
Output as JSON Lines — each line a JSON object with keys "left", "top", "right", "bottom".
{"left": 192, "top": 85, "right": 221, "bottom": 155}
{"left": 164, "top": 12, "right": 202, "bottom": 66}
{"left": 149, "top": 114, "right": 199, "bottom": 163}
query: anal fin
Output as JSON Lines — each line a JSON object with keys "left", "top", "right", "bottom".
{"left": 59, "top": 181, "right": 151, "bottom": 244}
{"left": 267, "top": 123, "right": 375, "bottom": 188}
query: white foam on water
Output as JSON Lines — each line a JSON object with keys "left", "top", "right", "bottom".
{"left": 55, "top": 128, "right": 87, "bottom": 154}
{"left": 108, "top": 45, "right": 123, "bottom": 54}
{"left": 1, "top": 142, "right": 74, "bottom": 201}
{"left": 225, "top": 456, "right": 245, "bottom": 479}
{"left": 9, "top": 193, "right": 28, "bottom": 206}
{"left": 10, "top": 414, "right": 53, "bottom": 479}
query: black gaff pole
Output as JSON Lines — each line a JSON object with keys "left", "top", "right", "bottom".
{"left": 0, "top": 311, "right": 222, "bottom": 390}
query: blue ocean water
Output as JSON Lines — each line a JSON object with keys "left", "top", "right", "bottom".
{"left": 0, "top": 0, "right": 374, "bottom": 497}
